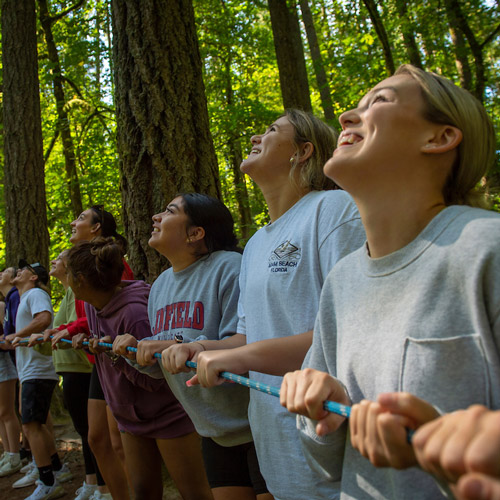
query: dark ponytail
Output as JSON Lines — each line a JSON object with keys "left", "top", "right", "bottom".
{"left": 90, "top": 205, "right": 129, "bottom": 254}
{"left": 180, "top": 193, "right": 241, "bottom": 255}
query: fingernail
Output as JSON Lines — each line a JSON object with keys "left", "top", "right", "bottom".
{"left": 186, "top": 380, "right": 193, "bottom": 387}
{"left": 462, "top": 478, "right": 486, "bottom": 499}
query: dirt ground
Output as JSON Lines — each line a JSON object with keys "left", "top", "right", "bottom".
{"left": 0, "top": 420, "right": 182, "bottom": 500}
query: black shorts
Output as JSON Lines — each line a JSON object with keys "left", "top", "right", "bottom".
{"left": 88, "top": 365, "right": 105, "bottom": 400}
{"left": 21, "top": 379, "right": 57, "bottom": 425}
{"left": 201, "top": 437, "right": 268, "bottom": 494}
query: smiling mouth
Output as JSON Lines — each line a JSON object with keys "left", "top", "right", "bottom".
{"left": 338, "top": 133, "right": 363, "bottom": 147}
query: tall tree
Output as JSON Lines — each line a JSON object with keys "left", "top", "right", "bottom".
{"left": 394, "top": 0, "right": 423, "bottom": 68}
{"left": 268, "top": 0, "right": 312, "bottom": 111}
{"left": 38, "top": 0, "right": 84, "bottom": 219}
{"left": 112, "top": 0, "right": 220, "bottom": 281}
{"left": 299, "top": 0, "right": 336, "bottom": 124}
{"left": 2, "top": 0, "right": 50, "bottom": 267}
{"left": 362, "top": 0, "right": 395, "bottom": 74}
{"left": 442, "top": 0, "right": 500, "bottom": 101}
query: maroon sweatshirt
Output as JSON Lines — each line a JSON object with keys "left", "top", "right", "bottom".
{"left": 85, "top": 280, "right": 194, "bottom": 438}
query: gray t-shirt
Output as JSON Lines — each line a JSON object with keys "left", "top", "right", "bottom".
{"left": 15, "top": 287, "right": 57, "bottom": 383}
{"left": 238, "top": 190, "right": 365, "bottom": 500}
{"left": 301, "top": 205, "right": 500, "bottom": 499}
{"left": 143, "top": 250, "right": 252, "bottom": 447}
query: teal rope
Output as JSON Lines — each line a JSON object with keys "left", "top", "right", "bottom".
{"left": 3, "top": 337, "right": 351, "bottom": 418}
{"left": 83, "top": 341, "right": 350, "bottom": 417}
{"left": 11, "top": 336, "right": 414, "bottom": 439}
{"left": 2, "top": 337, "right": 417, "bottom": 438}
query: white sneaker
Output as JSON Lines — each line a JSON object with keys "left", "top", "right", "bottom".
{"left": 20, "top": 459, "right": 36, "bottom": 474}
{"left": 13, "top": 465, "right": 39, "bottom": 488}
{"left": 0, "top": 451, "right": 8, "bottom": 467}
{"left": 74, "top": 481, "right": 97, "bottom": 500}
{"left": 24, "top": 479, "right": 65, "bottom": 500}
{"left": 0, "top": 455, "right": 22, "bottom": 476}
{"left": 89, "top": 491, "right": 113, "bottom": 500}
{"left": 54, "top": 463, "right": 73, "bottom": 483}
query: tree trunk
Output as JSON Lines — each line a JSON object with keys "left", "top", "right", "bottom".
{"left": 268, "top": 0, "right": 312, "bottom": 111}
{"left": 38, "top": 0, "right": 83, "bottom": 219}
{"left": 394, "top": 0, "right": 423, "bottom": 69}
{"left": 361, "top": 0, "right": 395, "bottom": 75}
{"left": 112, "top": 0, "right": 220, "bottom": 282}
{"left": 2, "top": 0, "right": 50, "bottom": 267}
{"left": 223, "top": 58, "right": 252, "bottom": 242}
{"left": 448, "top": 24, "right": 473, "bottom": 91}
{"left": 299, "top": 0, "right": 336, "bottom": 125}
{"left": 443, "top": 0, "right": 482, "bottom": 99}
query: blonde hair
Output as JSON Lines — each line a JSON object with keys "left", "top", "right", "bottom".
{"left": 395, "top": 65, "right": 496, "bottom": 208}
{"left": 285, "top": 109, "right": 339, "bottom": 192}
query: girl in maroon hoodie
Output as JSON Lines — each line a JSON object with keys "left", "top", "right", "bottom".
{"left": 67, "top": 237, "right": 212, "bottom": 500}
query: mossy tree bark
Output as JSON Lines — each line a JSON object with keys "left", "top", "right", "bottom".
{"left": 112, "top": 0, "right": 220, "bottom": 281}
{"left": 268, "top": 0, "right": 312, "bottom": 112}
{"left": 2, "top": 0, "right": 50, "bottom": 268}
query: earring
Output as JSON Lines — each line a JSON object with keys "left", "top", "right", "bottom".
{"left": 290, "top": 157, "right": 295, "bottom": 164}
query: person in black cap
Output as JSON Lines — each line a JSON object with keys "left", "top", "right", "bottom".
{"left": 5, "top": 260, "right": 67, "bottom": 499}
{"left": 16, "top": 260, "right": 49, "bottom": 290}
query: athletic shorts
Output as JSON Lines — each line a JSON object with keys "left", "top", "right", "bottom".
{"left": 21, "top": 379, "right": 57, "bottom": 424}
{"left": 201, "top": 437, "right": 268, "bottom": 494}
{"left": 88, "top": 365, "right": 105, "bottom": 400}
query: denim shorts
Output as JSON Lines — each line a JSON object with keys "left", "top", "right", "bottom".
{"left": 0, "top": 350, "right": 17, "bottom": 382}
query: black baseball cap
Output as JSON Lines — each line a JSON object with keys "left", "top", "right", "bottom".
{"left": 18, "top": 259, "right": 49, "bottom": 285}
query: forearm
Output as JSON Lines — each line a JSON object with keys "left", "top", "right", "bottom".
{"left": 15, "top": 314, "right": 51, "bottom": 338}
{"left": 217, "top": 331, "right": 312, "bottom": 376}
{"left": 196, "top": 333, "right": 247, "bottom": 351}
{"left": 245, "top": 330, "right": 313, "bottom": 375}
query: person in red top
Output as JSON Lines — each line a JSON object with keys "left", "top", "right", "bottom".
{"left": 45, "top": 205, "right": 133, "bottom": 500}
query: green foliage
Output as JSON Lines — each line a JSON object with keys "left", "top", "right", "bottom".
{"left": 1, "top": 0, "right": 500, "bottom": 280}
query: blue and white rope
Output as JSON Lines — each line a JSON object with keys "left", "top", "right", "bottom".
{"left": 3, "top": 337, "right": 351, "bottom": 418}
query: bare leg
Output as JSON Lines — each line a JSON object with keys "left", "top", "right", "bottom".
{"left": 120, "top": 433, "right": 163, "bottom": 500}
{"left": 22, "top": 422, "right": 53, "bottom": 468}
{"left": 157, "top": 432, "right": 213, "bottom": 500}
{"left": 106, "top": 405, "right": 132, "bottom": 489}
{"left": 0, "top": 379, "right": 21, "bottom": 452}
{"left": 87, "top": 398, "right": 130, "bottom": 500}
{"left": 211, "top": 486, "right": 257, "bottom": 500}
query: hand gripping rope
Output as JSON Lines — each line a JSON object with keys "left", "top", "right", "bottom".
{"left": 2, "top": 337, "right": 417, "bottom": 441}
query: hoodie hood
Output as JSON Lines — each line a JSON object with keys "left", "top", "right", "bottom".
{"left": 97, "top": 280, "right": 150, "bottom": 318}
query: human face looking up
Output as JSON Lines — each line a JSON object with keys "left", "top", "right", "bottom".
{"left": 0, "top": 268, "right": 15, "bottom": 288}
{"left": 324, "top": 75, "right": 440, "bottom": 196}
{"left": 70, "top": 209, "right": 100, "bottom": 244}
{"left": 149, "top": 196, "right": 200, "bottom": 270}
{"left": 241, "top": 116, "right": 298, "bottom": 185}
{"left": 49, "top": 253, "right": 67, "bottom": 280}
{"left": 12, "top": 267, "right": 36, "bottom": 287}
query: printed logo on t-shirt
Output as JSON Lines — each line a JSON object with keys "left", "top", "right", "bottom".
{"left": 152, "top": 301, "right": 204, "bottom": 336}
{"left": 268, "top": 240, "right": 301, "bottom": 273}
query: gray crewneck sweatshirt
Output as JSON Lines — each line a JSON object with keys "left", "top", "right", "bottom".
{"left": 138, "top": 250, "right": 252, "bottom": 447}
{"left": 300, "top": 205, "right": 500, "bottom": 499}
{"left": 238, "top": 190, "right": 365, "bottom": 500}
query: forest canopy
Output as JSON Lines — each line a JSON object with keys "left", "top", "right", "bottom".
{"left": 1, "top": 0, "right": 499, "bottom": 293}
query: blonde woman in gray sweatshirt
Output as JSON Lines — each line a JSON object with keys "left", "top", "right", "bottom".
{"left": 280, "top": 65, "right": 500, "bottom": 499}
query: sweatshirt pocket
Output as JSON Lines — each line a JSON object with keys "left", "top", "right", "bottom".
{"left": 399, "top": 334, "right": 490, "bottom": 412}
